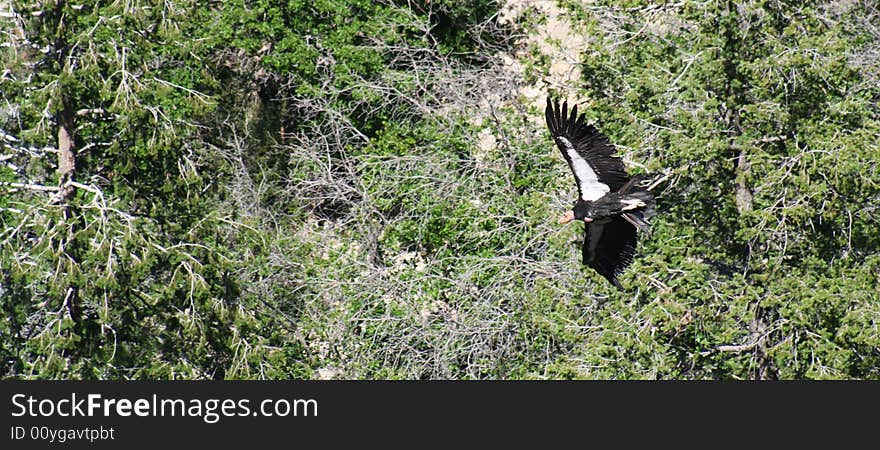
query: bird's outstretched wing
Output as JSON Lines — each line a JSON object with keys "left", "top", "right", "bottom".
{"left": 582, "top": 217, "right": 638, "bottom": 290}
{"left": 545, "top": 97, "right": 629, "bottom": 201}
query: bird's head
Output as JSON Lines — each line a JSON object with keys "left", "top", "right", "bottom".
{"left": 558, "top": 200, "right": 593, "bottom": 225}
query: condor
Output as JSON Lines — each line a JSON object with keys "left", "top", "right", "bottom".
{"left": 545, "top": 97, "right": 656, "bottom": 290}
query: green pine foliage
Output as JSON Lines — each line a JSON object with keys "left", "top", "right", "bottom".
{"left": 1, "top": 0, "right": 878, "bottom": 379}
{"left": 573, "top": 0, "right": 880, "bottom": 378}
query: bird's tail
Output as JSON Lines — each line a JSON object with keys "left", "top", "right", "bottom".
{"left": 619, "top": 177, "right": 656, "bottom": 233}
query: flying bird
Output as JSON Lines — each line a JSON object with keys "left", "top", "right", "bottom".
{"left": 545, "top": 97, "right": 655, "bottom": 290}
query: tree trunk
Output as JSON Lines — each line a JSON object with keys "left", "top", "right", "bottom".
{"left": 735, "top": 149, "right": 753, "bottom": 215}
{"left": 723, "top": 0, "right": 772, "bottom": 380}
{"left": 57, "top": 100, "right": 76, "bottom": 201}
{"left": 52, "top": 0, "right": 82, "bottom": 325}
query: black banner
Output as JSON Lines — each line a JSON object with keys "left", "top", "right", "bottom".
{"left": 1, "top": 381, "right": 876, "bottom": 448}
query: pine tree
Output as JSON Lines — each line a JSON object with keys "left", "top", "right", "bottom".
{"left": 578, "top": 0, "right": 880, "bottom": 378}
{"left": 0, "top": 0, "right": 260, "bottom": 378}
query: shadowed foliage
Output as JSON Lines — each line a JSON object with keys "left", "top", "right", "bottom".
{"left": 1, "top": 0, "right": 878, "bottom": 379}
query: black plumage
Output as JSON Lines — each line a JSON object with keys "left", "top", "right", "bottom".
{"left": 583, "top": 216, "right": 637, "bottom": 290}
{"left": 545, "top": 97, "right": 656, "bottom": 289}
{"left": 545, "top": 97, "right": 629, "bottom": 195}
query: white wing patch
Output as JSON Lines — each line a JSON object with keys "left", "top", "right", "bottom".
{"left": 621, "top": 198, "right": 646, "bottom": 210}
{"left": 557, "top": 136, "right": 609, "bottom": 201}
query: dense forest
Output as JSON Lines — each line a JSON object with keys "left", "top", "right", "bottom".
{"left": 1, "top": 0, "right": 878, "bottom": 380}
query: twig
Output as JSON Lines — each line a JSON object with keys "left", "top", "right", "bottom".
{"left": 0, "top": 182, "right": 60, "bottom": 192}
{"left": 717, "top": 341, "right": 760, "bottom": 353}
{"left": 667, "top": 51, "right": 702, "bottom": 91}
{"left": 646, "top": 170, "right": 671, "bottom": 191}
{"left": 76, "top": 108, "right": 108, "bottom": 116}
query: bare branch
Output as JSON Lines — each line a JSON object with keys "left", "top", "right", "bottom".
{"left": 0, "top": 182, "right": 61, "bottom": 192}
